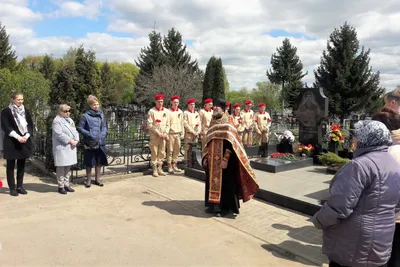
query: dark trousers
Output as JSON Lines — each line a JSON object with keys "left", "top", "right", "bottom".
{"left": 258, "top": 143, "right": 269, "bottom": 157}
{"left": 388, "top": 223, "right": 400, "bottom": 267}
{"left": 6, "top": 159, "right": 26, "bottom": 190}
{"left": 330, "top": 261, "right": 387, "bottom": 267}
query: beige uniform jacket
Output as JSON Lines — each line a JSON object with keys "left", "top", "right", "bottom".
{"left": 147, "top": 107, "right": 170, "bottom": 137}
{"left": 199, "top": 108, "right": 213, "bottom": 136}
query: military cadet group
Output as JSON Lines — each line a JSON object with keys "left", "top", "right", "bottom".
{"left": 147, "top": 93, "right": 272, "bottom": 177}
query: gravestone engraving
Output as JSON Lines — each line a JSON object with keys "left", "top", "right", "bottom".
{"left": 293, "top": 88, "right": 329, "bottom": 147}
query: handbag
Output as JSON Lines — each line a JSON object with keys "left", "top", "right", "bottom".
{"left": 83, "top": 139, "right": 99, "bottom": 150}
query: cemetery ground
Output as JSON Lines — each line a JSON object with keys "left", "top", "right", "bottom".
{"left": 0, "top": 159, "right": 330, "bottom": 267}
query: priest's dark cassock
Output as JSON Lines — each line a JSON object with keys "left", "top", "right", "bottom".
{"left": 202, "top": 105, "right": 259, "bottom": 216}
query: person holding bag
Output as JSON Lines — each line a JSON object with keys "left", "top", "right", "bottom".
{"left": 77, "top": 95, "right": 108, "bottom": 188}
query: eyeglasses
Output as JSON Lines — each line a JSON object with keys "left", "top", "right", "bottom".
{"left": 63, "top": 110, "right": 71, "bottom": 113}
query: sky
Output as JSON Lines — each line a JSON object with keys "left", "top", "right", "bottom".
{"left": 1, "top": 0, "right": 400, "bottom": 91}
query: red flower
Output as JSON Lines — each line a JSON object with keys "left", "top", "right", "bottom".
{"left": 195, "top": 124, "right": 199, "bottom": 127}
{"left": 268, "top": 118, "right": 272, "bottom": 122}
{"left": 0, "top": 180, "right": 2, "bottom": 188}
{"left": 156, "top": 119, "right": 161, "bottom": 123}
{"left": 255, "top": 119, "right": 258, "bottom": 122}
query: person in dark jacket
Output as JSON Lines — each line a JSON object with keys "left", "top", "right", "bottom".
{"left": 77, "top": 95, "right": 108, "bottom": 188}
{"left": 1, "top": 91, "right": 34, "bottom": 196}
{"left": 312, "top": 120, "right": 400, "bottom": 267}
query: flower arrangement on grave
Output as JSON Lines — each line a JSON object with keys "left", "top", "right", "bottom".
{"left": 277, "top": 130, "right": 295, "bottom": 144}
{"left": 275, "top": 130, "right": 295, "bottom": 153}
{"left": 327, "top": 124, "right": 345, "bottom": 143}
{"left": 298, "top": 144, "right": 314, "bottom": 157}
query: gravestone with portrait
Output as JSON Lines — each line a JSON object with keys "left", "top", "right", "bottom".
{"left": 293, "top": 88, "right": 329, "bottom": 149}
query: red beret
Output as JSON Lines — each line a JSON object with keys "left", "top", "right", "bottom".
{"left": 187, "top": 98, "right": 196, "bottom": 104}
{"left": 226, "top": 102, "right": 230, "bottom": 107}
{"left": 244, "top": 100, "right": 252, "bottom": 105}
{"left": 258, "top": 103, "right": 266, "bottom": 107}
{"left": 154, "top": 94, "right": 164, "bottom": 100}
{"left": 233, "top": 103, "right": 241, "bottom": 109}
{"left": 170, "top": 95, "right": 180, "bottom": 101}
{"left": 204, "top": 98, "right": 212, "bottom": 104}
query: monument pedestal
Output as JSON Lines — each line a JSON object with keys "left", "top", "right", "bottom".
{"left": 250, "top": 156, "right": 314, "bottom": 173}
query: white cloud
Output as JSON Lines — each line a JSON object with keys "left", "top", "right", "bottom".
{"left": 48, "top": 0, "right": 103, "bottom": 20}
{"left": 2, "top": 0, "right": 400, "bottom": 91}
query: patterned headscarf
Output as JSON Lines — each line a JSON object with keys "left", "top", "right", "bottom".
{"left": 354, "top": 120, "right": 392, "bottom": 148}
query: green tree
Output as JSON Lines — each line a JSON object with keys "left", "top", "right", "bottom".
{"left": 39, "top": 54, "right": 56, "bottom": 81}
{"left": 50, "top": 64, "right": 79, "bottom": 121}
{"left": 266, "top": 38, "right": 307, "bottom": 110}
{"left": 0, "top": 68, "right": 50, "bottom": 129}
{"left": 74, "top": 46, "right": 102, "bottom": 111}
{"left": 202, "top": 56, "right": 226, "bottom": 101}
{"left": 212, "top": 57, "right": 226, "bottom": 100}
{"left": 17, "top": 55, "right": 43, "bottom": 71}
{"left": 0, "top": 22, "right": 17, "bottom": 69}
{"left": 162, "top": 28, "right": 199, "bottom": 72}
{"left": 250, "top": 82, "right": 281, "bottom": 110}
{"left": 100, "top": 62, "right": 114, "bottom": 106}
{"left": 226, "top": 87, "right": 251, "bottom": 106}
{"left": 314, "top": 22, "right": 382, "bottom": 120}
{"left": 202, "top": 56, "right": 216, "bottom": 102}
{"left": 134, "top": 31, "right": 165, "bottom": 106}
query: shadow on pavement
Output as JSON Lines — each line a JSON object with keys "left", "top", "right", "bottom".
{"left": 272, "top": 223, "right": 322, "bottom": 245}
{"left": 142, "top": 200, "right": 238, "bottom": 219}
{"left": 262, "top": 242, "right": 323, "bottom": 266}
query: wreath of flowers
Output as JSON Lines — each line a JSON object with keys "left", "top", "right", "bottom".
{"left": 278, "top": 130, "right": 295, "bottom": 144}
{"left": 327, "top": 123, "right": 344, "bottom": 143}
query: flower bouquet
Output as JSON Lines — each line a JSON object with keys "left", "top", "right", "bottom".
{"left": 298, "top": 144, "right": 314, "bottom": 157}
{"left": 327, "top": 124, "right": 344, "bottom": 143}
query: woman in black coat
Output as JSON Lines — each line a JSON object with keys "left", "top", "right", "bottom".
{"left": 1, "top": 91, "right": 34, "bottom": 196}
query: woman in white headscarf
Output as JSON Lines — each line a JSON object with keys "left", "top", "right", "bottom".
{"left": 0, "top": 91, "right": 34, "bottom": 197}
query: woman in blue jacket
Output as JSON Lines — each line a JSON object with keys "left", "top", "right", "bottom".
{"left": 77, "top": 95, "right": 108, "bottom": 188}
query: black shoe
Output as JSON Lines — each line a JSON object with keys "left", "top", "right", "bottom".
{"left": 64, "top": 186, "right": 75, "bottom": 192}
{"left": 17, "top": 187, "right": 27, "bottom": 195}
{"left": 94, "top": 180, "right": 104, "bottom": 187}
{"left": 58, "top": 188, "right": 67, "bottom": 195}
{"left": 10, "top": 190, "right": 18, "bottom": 196}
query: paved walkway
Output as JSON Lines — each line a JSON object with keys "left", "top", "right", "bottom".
{"left": 0, "top": 160, "right": 327, "bottom": 266}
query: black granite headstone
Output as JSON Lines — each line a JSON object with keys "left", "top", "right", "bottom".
{"left": 293, "top": 88, "right": 329, "bottom": 147}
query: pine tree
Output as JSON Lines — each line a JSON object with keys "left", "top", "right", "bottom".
{"left": 314, "top": 22, "right": 382, "bottom": 120}
{"left": 50, "top": 64, "right": 78, "bottom": 120}
{"left": 162, "top": 28, "right": 199, "bottom": 72}
{"left": 0, "top": 22, "right": 17, "bottom": 69}
{"left": 74, "top": 45, "right": 102, "bottom": 111}
{"left": 134, "top": 31, "right": 164, "bottom": 106}
{"left": 39, "top": 54, "right": 56, "bottom": 81}
{"left": 202, "top": 56, "right": 216, "bottom": 102}
{"left": 212, "top": 58, "right": 226, "bottom": 100}
{"left": 100, "top": 62, "right": 114, "bottom": 107}
{"left": 266, "top": 38, "right": 307, "bottom": 109}
{"left": 135, "top": 31, "right": 164, "bottom": 75}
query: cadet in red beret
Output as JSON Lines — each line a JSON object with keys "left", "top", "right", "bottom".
{"left": 242, "top": 100, "right": 254, "bottom": 147}
{"left": 183, "top": 98, "right": 201, "bottom": 163}
{"left": 167, "top": 95, "right": 183, "bottom": 174}
{"left": 199, "top": 98, "right": 213, "bottom": 139}
{"left": 231, "top": 103, "right": 245, "bottom": 142}
{"left": 147, "top": 93, "right": 169, "bottom": 177}
{"left": 254, "top": 102, "right": 272, "bottom": 157}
